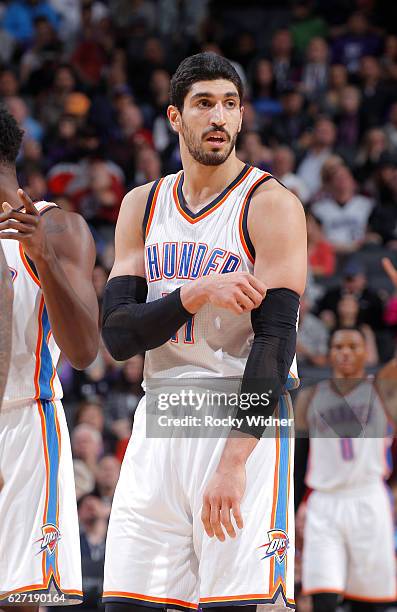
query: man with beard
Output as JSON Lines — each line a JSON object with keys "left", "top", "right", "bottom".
{"left": 101, "top": 53, "right": 306, "bottom": 612}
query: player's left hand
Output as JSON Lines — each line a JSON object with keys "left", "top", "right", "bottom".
{"left": 0, "top": 189, "right": 53, "bottom": 262}
{"left": 201, "top": 465, "right": 245, "bottom": 542}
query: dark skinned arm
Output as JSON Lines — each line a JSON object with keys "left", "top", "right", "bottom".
{"left": 0, "top": 242, "right": 13, "bottom": 406}
{"left": 375, "top": 258, "right": 397, "bottom": 423}
{"left": 0, "top": 190, "right": 99, "bottom": 370}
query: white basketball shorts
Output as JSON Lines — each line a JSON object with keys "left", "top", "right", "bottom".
{"left": 0, "top": 400, "right": 82, "bottom": 605}
{"left": 103, "top": 394, "right": 295, "bottom": 611}
{"left": 302, "top": 483, "right": 397, "bottom": 602}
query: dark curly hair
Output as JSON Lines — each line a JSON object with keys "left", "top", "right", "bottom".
{"left": 170, "top": 52, "right": 243, "bottom": 111}
{"left": 0, "top": 105, "right": 24, "bottom": 166}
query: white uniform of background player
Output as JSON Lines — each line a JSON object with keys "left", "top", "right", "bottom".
{"left": 299, "top": 377, "right": 396, "bottom": 602}
{"left": 0, "top": 202, "right": 82, "bottom": 604}
{"left": 103, "top": 167, "right": 298, "bottom": 611}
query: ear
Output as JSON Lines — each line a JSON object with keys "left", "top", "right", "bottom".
{"left": 238, "top": 105, "right": 244, "bottom": 133}
{"left": 167, "top": 105, "right": 181, "bottom": 134}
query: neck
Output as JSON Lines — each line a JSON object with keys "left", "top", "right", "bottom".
{"left": 311, "top": 143, "right": 328, "bottom": 154}
{"left": 336, "top": 192, "right": 352, "bottom": 205}
{"left": 0, "top": 167, "right": 20, "bottom": 208}
{"left": 340, "top": 315, "right": 356, "bottom": 326}
{"left": 180, "top": 148, "right": 245, "bottom": 211}
{"left": 333, "top": 368, "right": 365, "bottom": 381}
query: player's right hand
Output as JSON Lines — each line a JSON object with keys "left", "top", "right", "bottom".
{"left": 181, "top": 271, "right": 267, "bottom": 315}
{"left": 200, "top": 271, "right": 267, "bottom": 315}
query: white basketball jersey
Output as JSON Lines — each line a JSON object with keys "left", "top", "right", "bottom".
{"left": 1, "top": 201, "right": 62, "bottom": 406}
{"left": 143, "top": 164, "right": 299, "bottom": 385}
{"left": 306, "top": 379, "right": 393, "bottom": 492}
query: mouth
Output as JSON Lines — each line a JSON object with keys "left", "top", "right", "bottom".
{"left": 340, "top": 359, "right": 353, "bottom": 367}
{"left": 205, "top": 132, "right": 228, "bottom": 145}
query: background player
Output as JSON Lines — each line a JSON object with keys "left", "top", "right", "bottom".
{"left": 295, "top": 319, "right": 397, "bottom": 612}
{"left": 0, "top": 105, "right": 99, "bottom": 607}
{"left": 101, "top": 53, "right": 306, "bottom": 611}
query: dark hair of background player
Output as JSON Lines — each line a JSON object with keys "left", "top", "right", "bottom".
{"left": 0, "top": 105, "right": 24, "bottom": 166}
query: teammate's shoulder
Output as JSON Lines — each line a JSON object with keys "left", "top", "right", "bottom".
{"left": 35, "top": 201, "right": 93, "bottom": 248}
{"left": 37, "top": 200, "right": 84, "bottom": 225}
{"left": 34, "top": 200, "right": 60, "bottom": 215}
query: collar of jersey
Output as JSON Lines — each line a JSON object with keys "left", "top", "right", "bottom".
{"left": 173, "top": 163, "right": 252, "bottom": 223}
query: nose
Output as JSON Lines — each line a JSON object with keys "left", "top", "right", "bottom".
{"left": 210, "top": 101, "right": 226, "bottom": 126}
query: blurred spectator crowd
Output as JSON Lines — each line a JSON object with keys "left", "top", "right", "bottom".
{"left": 1, "top": 0, "right": 397, "bottom": 610}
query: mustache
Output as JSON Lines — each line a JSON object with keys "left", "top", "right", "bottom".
{"left": 203, "top": 127, "right": 230, "bottom": 141}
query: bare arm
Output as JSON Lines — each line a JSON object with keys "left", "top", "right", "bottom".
{"left": 0, "top": 243, "right": 13, "bottom": 407}
{"left": 375, "top": 358, "right": 397, "bottom": 425}
{"left": 375, "top": 258, "right": 397, "bottom": 422}
{"left": 108, "top": 183, "right": 150, "bottom": 280}
{"left": 294, "top": 387, "right": 312, "bottom": 434}
{"left": 0, "top": 191, "right": 98, "bottom": 369}
{"left": 37, "top": 209, "right": 99, "bottom": 369}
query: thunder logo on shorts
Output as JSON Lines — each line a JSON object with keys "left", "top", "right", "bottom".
{"left": 36, "top": 523, "right": 62, "bottom": 556}
{"left": 259, "top": 529, "right": 289, "bottom": 564}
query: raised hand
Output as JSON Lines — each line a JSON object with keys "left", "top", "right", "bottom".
{"left": 0, "top": 189, "right": 53, "bottom": 262}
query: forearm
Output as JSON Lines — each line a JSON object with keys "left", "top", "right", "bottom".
{"left": 35, "top": 251, "right": 98, "bottom": 369}
{"left": 0, "top": 252, "right": 13, "bottom": 405}
{"left": 180, "top": 277, "right": 210, "bottom": 313}
{"left": 216, "top": 431, "right": 259, "bottom": 470}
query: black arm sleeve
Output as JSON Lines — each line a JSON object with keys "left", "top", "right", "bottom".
{"left": 101, "top": 275, "right": 192, "bottom": 361}
{"left": 233, "top": 288, "right": 300, "bottom": 438}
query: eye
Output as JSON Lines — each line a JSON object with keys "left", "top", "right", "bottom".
{"left": 225, "top": 99, "right": 237, "bottom": 108}
{"left": 198, "top": 99, "right": 210, "bottom": 108}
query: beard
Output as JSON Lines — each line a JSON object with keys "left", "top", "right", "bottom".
{"left": 180, "top": 119, "right": 238, "bottom": 166}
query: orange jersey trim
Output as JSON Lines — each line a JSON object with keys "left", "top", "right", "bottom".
{"left": 103, "top": 591, "right": 197, "bottom": 609}
{"left": 46, "top": 330, "right": 57, "bottom": 398}
{"left": 0, "top": 575, "right": 83, "bottom": 600}
{"left": 145, "top": 178, "right": 164, "bottom": 238}
{"left": 301, "top": 587, "right": 397, "bottom": 602}
{"left": 200, "top": 583, "right": 295, "bottom": 606}
{"left": 301, "top": 588, "right": 344, "bottom": 596}
{"left": 344, "top": 592, "right": 397, "bottom": 602}
{"left": 33, "top": 297, "right": 45, "bottom": 398}
{"left": 238, "top": 173, "right": 272, "bottom": 264}
{"left": 19, "top": 243, "right": 41, "bottom": 287}
{"left": 173, "top": 166, "right": 254, "bottom": 225}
